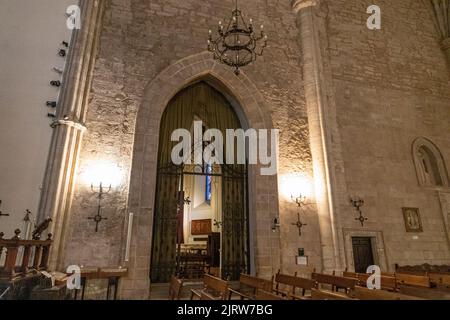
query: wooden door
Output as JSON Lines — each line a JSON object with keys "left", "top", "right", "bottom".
{"left": 352, "top": 237, "right": 375, "bottom": 273}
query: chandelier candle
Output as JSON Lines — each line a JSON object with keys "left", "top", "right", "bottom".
{"left": 208, "top": 0, "right": 267, "bottom": 75}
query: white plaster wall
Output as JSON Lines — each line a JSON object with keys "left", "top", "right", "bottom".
{"left": 0, "top": 0, "right": 74, "bottom": 237}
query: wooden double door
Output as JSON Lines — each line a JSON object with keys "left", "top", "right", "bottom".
{"left": 352, "top": 237, "right": 375, "bottom": 273}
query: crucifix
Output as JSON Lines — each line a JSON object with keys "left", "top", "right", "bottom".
{"left": 290, "top": 194, "right": 312, "bottom": 237}
{"left": 350, "top": 197, "right": 368, "bottom": 227}
{"left": 292, "top": 212, "right": 307, "bottom": 236}
{"left": 0, "top": 200, "right": 10, "bottom": 218}
{"left": 88, "top": 183, "right": 111, "bottom": 232}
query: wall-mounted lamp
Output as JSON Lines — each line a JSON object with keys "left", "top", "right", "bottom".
{"left": 46, "top": 101, "right": 57, "bottom": 108}
{"left": 272, "top": 217, "right": 280, "bottom": 232}
{"left": 80, "top": 161, "right": 123, "bottom": 232}
{"left": 350, "top": 196, "right": 367, "bottom": 226}
{"left": 50, "top": 80, "right": 61, "bottom": 87}
{"left": 0, "top": 200, "right": 10, "bottom": 218}
{"left": 58, "top": 49, "right": 67, "bottom": 57}
{"left": 88, "top": 182, "right": 111, "bottom": 232}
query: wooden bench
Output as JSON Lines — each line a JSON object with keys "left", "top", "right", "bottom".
{"left": 349, "top": 287, "right": 424, "bottom": 300}
{"left": 312, "top": 273, "right": 357, "bottom": 294}
{"left": 228, "top": 274, "right": 272, "bottom": 300}
{"left": 428, "top": 273, "right": 450, "bottom": 288}
{"left": 310, "top": 288, "right": 355, "bottom": 300}
{"left": 255, "top": 290, "right": 287, "bottom": 300}
{"left": 396, "top": 273, "right": 431, "bottom": 288}
{"left": 168, "top": 276, "right": 184, "bottom": 300}
{"left": 190, "top": 274, "right": 229, "bottom": 300}
{"left": 344, "top": 271, "right": 397, "bottom": 291}
{"left": 273, "top": 272, "right": 317, "bottom": 299}
{"left": 356, "top": 273, "right": 398, "bottom": 292}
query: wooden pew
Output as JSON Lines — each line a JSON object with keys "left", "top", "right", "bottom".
{"left": 310, "top": 288, "right": 355, "bottom": 300}
{"left": 272, "top": 272, "right": 317, "bottom": 299}
{"left": 228, "top": 274, "right": 273, "bottom": 300}
{"left": 349, "top": 287, "right": 424, "bottom": 300}
{"left": 168, "top": 276, "right": 184, "bottom": 300}
{"left": 428, "top": 273, "right": 450, "bottom": 289}
{"left": 255, "top": 290, "right": 287, "bottom": 300}
{"left": 396, "top": 273, "right": 431, "bottom": 288}
{"left": 312, "top": 273, "right": 357, "bottom": 294}
{"left": 190, "top": 274, "right": 229, "bottom": 300}
{"left": 356, "top": 273, "right": 398, "bottom": 292}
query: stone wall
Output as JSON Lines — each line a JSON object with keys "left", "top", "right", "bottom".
{"left": 61, "top": 0, "right": 320, "bottom": 296}
{"left": 325, "top": 0, "right": 450, "bottom": 269}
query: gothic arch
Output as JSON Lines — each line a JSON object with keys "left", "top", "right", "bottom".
{"left": 122, "top": 52, "right": 280, "bottom": 298}
{"left": 412, "top": 137, "right": 449, "bottom": 188}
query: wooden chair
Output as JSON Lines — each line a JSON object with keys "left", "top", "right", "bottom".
{"left": 228, "top": 274, "right": 273, "bottom": 300}
{"left": 312, "top": 273, "right": 357, "bottom": 294}
{"left": 255, "top": 290, "right": 287, "bottom": 300}
{"left": 273, "top": 272, "right": 317, "bottom": 299}
{"left": 349, "top": 287, "right": 423, "bottom": 300}
{"left": 168, "top": 275, "right": 184, "bottom": 300}
{"left": 190, "top": 274, "right": 229, "bottom": 300}
{"left": 200, "top": 291, "right": 216, "bottom": 300}
{"left": 310, "top": 288, "right": 355, "bottom": 300}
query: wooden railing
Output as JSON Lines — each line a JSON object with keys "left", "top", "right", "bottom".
{"left": 0, "top": 229, "right": 52, "bottom": 281}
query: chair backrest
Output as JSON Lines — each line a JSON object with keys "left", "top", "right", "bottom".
{"left": 203, "top": 274, "right": 229, "bottom": 299}
{"left": 169, "top": 276, "right": 184, "bottom": 300}
{"left": 312, "top": 273, "right": 357, "bottom": 291}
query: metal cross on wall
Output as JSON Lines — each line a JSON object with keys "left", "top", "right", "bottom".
{"left": 292, "top": 212, "right": 307, "bottom": 237}
{"left": 350, "top": 197, "right": 368, "bottom": 227}
{"left": 88, "top": 183, "right": 111, "bottom": 232}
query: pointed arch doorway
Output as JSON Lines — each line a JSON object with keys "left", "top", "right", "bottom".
{"left": 150, "top": 81, "right": 250, "bottom": 283}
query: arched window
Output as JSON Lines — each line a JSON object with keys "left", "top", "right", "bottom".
{"left": 412, "top": 138, "right": 449, "bottom": 187}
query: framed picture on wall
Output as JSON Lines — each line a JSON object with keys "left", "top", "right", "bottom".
{"left": 402, "top": 207, "right": 423, "bottom": 233}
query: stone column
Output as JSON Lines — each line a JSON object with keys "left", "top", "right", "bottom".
{"left": 430, "top": 0, "right": 450, "bottom": 67}
{"left": 291, "top": 0, "right": 345, "bottom": 273}
{"left": 38, "top": 0, "right": 105, "bottom": 270}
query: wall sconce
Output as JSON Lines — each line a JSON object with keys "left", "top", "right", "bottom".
{"left": 50, "top": 80, "right": 61, "bottom": 87}
{"left": 46, "top": 101, "right": 57, "bottom": 108}
{"left": 350, "top": 197, "right": 368, "bottom": 226}
{"left": 88, "top": 182, "right": 111, "bottom": 232}
{"left": 272, "top": 217, "right": 280, "bottom": 232}
{"left": 0, "top": 200, "right": 10, "bottom": 218}
{"left": 58, "top": 49, "right": 67, "bottom": 57}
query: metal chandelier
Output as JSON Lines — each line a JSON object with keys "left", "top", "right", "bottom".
{"left": 207, "top": 0, "right": 268, "bottom": 75}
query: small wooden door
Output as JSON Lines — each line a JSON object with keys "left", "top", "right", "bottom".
{"left": 352, "top": 237, "right": 375, "bottom": 273}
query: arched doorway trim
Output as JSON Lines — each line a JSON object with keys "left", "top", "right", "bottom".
{"left": 122, "top": 51, "right": 279, "bottom": 299}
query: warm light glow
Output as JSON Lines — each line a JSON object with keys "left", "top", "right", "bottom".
{"left": 80, "top": 160, "right": 123, "bottom": 188}
{"left": 279, "top": 174, "right": 313, "bottom": 201}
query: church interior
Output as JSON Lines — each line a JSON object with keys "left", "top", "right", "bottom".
{"left": 1, "top": 0, "right": 450, "bottom": 301}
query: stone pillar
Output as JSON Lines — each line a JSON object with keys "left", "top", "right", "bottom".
{"left": 38, "top": 0, "right": 105, "bottom": 270}
{"left": 291, "top": 0, "right": 344, "bottom": 273}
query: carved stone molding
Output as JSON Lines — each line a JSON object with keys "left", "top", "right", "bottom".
{"left": 38, "top": 0, "right": 106, "bottom": 271}
{"left": 429, "top": 0, "right": 450, "bottom": 65}
{"left": 430, "top": 0, "right": 449, "bottom": 39}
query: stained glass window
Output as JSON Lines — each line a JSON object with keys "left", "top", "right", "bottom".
{"left": 205, "top": 164, "right": 212, "bottom": 204}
